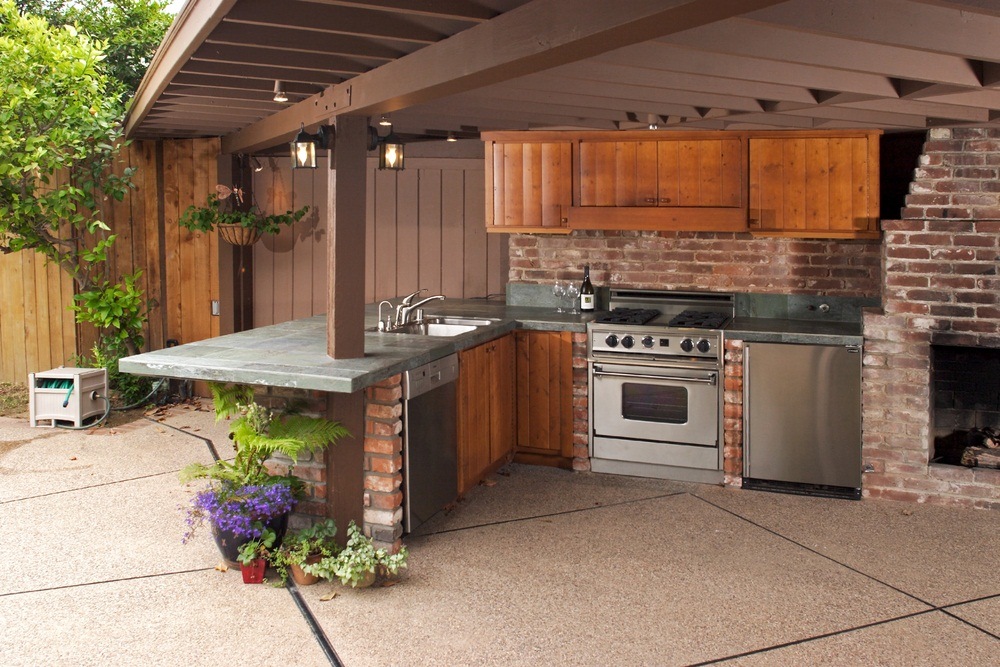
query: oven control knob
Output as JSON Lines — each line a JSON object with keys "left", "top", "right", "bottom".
{"left": 621, "top": 335, "right": 635, "bottom": 349}
{"left": 680, "top": 338, "right": 694, "bottom": 353}
{"left": 641, "top": 335, "right": 654, "bottom": 349}
{"left": 605, "top": 334, "right": 619, "bottom": 348}
{"left": 696, "top": 339, "right": 712, "bottom": 354}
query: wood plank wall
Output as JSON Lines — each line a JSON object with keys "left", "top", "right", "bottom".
{"left": 253, "top": 157, "right": 508, "bottom": 327}
{"left": 0, "top": 138, "right": 220, "bottom": 385}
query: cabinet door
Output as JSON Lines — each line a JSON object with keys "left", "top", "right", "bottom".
{"left": 514, "top": 330, "right": 574, "bottom": 466}
{"left": 457, "top": 334, "right": 516, "bottom": 493}
{"left": 579, "top": 138, "right": 743, "bottom": 208}
{"left": 457, "top": 342, "right": 490, "bottom": 494}
{"left": 748, "top": 133, "right": 879, "bottom": 238}
{"left": 485, "top": 141, "right": 572, "bottom": 233}
{"left": 578, "top": 141, "right": 658, "bottom": 206}
{"left": 489, "top": 334, "right": 516, "bottom": 467}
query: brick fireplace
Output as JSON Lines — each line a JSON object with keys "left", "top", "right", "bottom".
{"left": 862, "top": 127, "right": 1000, "bottom": 509}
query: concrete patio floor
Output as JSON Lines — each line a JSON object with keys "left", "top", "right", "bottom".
{"left": 1, "top": 402, "right": 997, "bottom": 666}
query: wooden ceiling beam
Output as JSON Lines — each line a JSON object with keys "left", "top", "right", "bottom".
{"left": 190, "top": 43, "right": 381, "bottom": 74}
{"left": 224, "top": 0, "right": 788, "bottom": 153}
{"left": 181, "top": 60, "right": 346, "bottom": 85}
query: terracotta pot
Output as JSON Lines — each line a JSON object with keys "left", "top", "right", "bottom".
{"left": 211, "top": 513, "right": 289, "bottom": 566}
{"left": 289, "top": 555, "right": 323, "bottom": 586}
{"left": 241, "top": 558, "right": 266, "bottom": 584}
{"left": 351, "top": 569, "right": 376, "bottom": 589}
{"left": 217, "top": 223, "right": 262, "bottom": 246}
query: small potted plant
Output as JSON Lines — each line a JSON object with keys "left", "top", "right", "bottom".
{"left": 178, "top": 184, "right": 310, "bottom": 246}
{"left": 180, "top": 382, "right": 349, "bottom": 564}
{"left": 302, "top": 521, "right": 409, "bottom": 588}
{"left": 236, "top": 526, "right": 276, "bottom": 584}
{"left": 269, "top": 519, "right": 340, "bottom": 586}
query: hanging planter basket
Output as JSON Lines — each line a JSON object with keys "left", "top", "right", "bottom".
{"left": 216, "top": 223, "right": 263, "bottom": 246}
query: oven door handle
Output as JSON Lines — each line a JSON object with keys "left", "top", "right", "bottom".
{"left": 593, "top": 369, "right": 717, "bottom": 386}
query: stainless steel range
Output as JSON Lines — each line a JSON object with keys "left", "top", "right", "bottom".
{"left": 588, "top": 289, "right": 735, "bottom": 484}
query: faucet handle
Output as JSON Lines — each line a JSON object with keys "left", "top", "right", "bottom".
{"left": 401, "top": 288, "right": 424, "bottom": 306}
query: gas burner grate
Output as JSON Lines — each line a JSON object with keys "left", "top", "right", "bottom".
{"left": 595, "top": 308, "right": 659, "bottom": 325}
{"left": 667, "top": 310, "right": 730, "bottom": 329}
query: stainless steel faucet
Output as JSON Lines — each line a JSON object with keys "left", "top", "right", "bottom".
{"left": 396, "top": 294, "right": 446, "bottom": 326}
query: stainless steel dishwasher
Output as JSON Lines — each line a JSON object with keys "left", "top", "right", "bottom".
{"left": 743, "top": 342, "right": 862, "bottom": 499}
{"left": 403, "top": 354, "right": 459, "bottom": 533}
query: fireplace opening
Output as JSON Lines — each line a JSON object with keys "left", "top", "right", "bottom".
{"left": 931, "top": 345, "right": 1000, "bottom": 468}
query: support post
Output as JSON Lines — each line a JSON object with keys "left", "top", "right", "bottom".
{"left": 326, "top": 115, "right": 368, "bottom": 359}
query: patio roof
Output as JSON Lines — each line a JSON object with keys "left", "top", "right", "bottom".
{"left": 125, "top": 0, "right": 1000, "bottom": 153}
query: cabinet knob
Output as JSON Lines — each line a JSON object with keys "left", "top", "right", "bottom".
{"left": 659, "top": 197, "right": 672, "bottom": 204}
{"left": 644, "top": 197, "right": 657, "bottom": 204}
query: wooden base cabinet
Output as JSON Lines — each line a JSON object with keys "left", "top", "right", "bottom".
{"left": 514, "top": 330, "right": 574, "bottom": 468}
{"left": 457, "top": 334, "right": 515, "bottom": 493}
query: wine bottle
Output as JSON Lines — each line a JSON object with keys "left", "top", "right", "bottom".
{"left": 580, "top": 265, "right": 595, "bottom": 311}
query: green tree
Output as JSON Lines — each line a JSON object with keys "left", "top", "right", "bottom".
{"left": 0, "top": 1, "right": 145, "bottom": 356}
{"left": 15, "top": 0, "right": 173, "bottom": 106}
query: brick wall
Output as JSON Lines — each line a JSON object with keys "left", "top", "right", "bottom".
{"left": 571, "top": 332, "right": 590, "bottom": 471}
{"left": 863, "top": 127, "right": 1000, "bottom": 509}
{"left": 723, "top": 340, "right": 744, "bottom": 486}
{"left": 509, "top": 232, "right": 881, "bottom": 297}
{"left": 258, "top": 387, "right": 331, "bottom": 522}
{"left": 363, "top": 375, "right": 405, "bottom": 552}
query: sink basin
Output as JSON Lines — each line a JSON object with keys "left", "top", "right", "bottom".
{"left": 393, "top": 322, "right": 478, "bottom": 336}
{"left": 371, "top": 315, "right": 497, "bottom": 337}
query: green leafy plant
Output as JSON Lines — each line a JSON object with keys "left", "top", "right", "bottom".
{"left": 269, "top": 519, "right": 340, "bottom": 585}
{"left": 178, "top": 185, "right": 309, "bottom": 236}
{"left": 0, "top": 2, "right": 151, "bottom": 357}
{"left": 301, "top": 521, "right": 409, "bottom": 588}
{"left": 236, "top": 526, "right": 277, "bottom": 566}
{"left": 88, "top": 343, "right": 154, "bottom": 407}
{"left": 180, "top": 382, "right": 349, "bottom": 488}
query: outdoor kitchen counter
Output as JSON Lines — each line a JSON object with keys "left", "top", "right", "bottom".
{"left": 726, "top": 317, "right": 864, "bottom": 346}
{"left": 119, "top": 300, "right": 593, "bottom": 393}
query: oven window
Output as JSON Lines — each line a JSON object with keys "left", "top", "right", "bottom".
{"left": 621, "top": 382, "right": 688, "bottom": 424}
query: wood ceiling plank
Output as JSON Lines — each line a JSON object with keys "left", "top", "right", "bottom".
{"left": 227, "top": 0, "right": 446, "bottom": 43}
{"left": 225, "top": 0, "right": 788, "bottom": 152}
{"left": 748, "top": 0, "right": 1000, "bottom": 63}
{"left": 665, "top": 17, "right": 984, "bottom": 88}
{"left": 300, "top": 0, "right": 500, "bottom": 22}
{"left": 209, "top": 21, "right": 405, "bottom": 61}
{"left": 191, "top": 43, "right": 381, "bottom": 74}
{"left": 181, "top": 60, "right": 346, "bottom": 84}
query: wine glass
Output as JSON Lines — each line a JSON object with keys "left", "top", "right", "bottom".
{"left": 565, "top": 283, "right": 580, "bottom": 313}
{"left": 552, "top": 281, "right": 567, "bottom": 312}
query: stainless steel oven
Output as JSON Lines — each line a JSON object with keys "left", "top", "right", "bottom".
{"left": 587, "top": 290, "right": 733, "bottom": 484}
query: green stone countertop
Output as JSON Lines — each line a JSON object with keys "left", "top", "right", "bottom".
{"left": 119, "top": 300, "right": 594, "bottom": 393}
{"left": 726, "top": 317, "right": 863, "bottom": 346}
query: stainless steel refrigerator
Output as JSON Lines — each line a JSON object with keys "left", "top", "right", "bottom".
{"left": 742, "top": 342, "right": 862, "bottom": 499}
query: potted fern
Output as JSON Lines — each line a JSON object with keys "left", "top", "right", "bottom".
{"left": 181, "top": 383, "right": 349, "bottom": 564}
{"left": 178, "top": 184, "right": 309, "bottom": 246}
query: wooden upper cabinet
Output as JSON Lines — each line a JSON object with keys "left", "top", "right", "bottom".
{"left": 748, "top": 131, "right": 881, "bottom": 239}
{"left": 483, "top": 133, "right": 572, "bottom": 234}
{"left": 578, "top": 138, "right": 744, "bottom": 208}
{"left": 571, "top": 132, "right": 748, "bottom": 232}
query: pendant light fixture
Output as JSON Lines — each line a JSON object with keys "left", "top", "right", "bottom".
{"left": 272, "top": 80, "right": 288, "bottom": 103}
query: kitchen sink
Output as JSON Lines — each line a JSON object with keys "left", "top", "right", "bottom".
{"left": 373, "top": 316, "right": 497, "bottom": 337}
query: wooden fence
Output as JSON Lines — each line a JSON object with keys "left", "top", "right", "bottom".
{"left": 0, "top": 138, "right": 221, "bottom": 385}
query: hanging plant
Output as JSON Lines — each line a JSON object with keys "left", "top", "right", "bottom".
{"left": 178, "top": 184, "right": 309, "bottom": 245}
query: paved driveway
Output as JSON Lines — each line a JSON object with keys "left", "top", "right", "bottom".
{"left": 2, "top": 404, "right": 998, "bottom": 666}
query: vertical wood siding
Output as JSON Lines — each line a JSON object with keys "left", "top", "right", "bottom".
{"left": 253, "top": 157, "right": 507, "bottom": 327}
{"left": 0, "top": 138, "right": 220, "bottom": 384}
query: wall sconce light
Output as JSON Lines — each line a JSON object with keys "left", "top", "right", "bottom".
{"left": 290, "top": 123, "right": 332, "bottom": 169}
{"left": 250, "top": 156, "right": 264, "bottom": 173}
{"left": 446, "top": 133, "right": 458, "bottom": 142}
{"left": 273, "top": 80, "right": 288, "bottom": 103}
{"left": 379, "top": 131, "right": 405, "bottom": 170}
{"left": 378, "top": 115, "right": 392, "bottom": 127}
